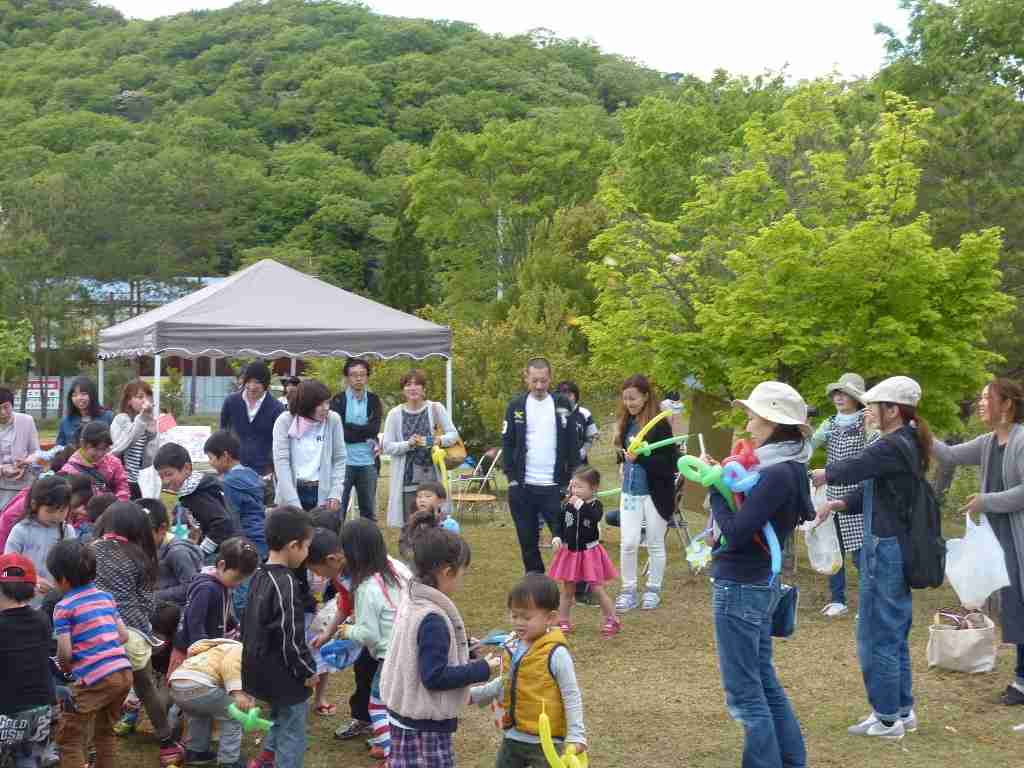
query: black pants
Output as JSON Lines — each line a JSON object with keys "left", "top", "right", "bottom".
{"left": 509, "top": 483, "right": 560, "bottom": 574}
{"left": 350, "top": 649, "right": 379, "bottom": 723}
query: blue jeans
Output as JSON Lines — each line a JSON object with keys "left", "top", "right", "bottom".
{"left": 341, "top": 464, "right": 378, "bottom": 521}
{"left": 829, "top": 549, "right": 861, "bottom": 605}
{"left": 713, "top": 579, "right": 806, "bottom": 768}
{"left": 263, "top": 700, "right": 308, "bottom": 768}
{"left": 857, "top": 537, "right": 913, "bottom": 720}
{"left": 297, "top": 483, "right": 319, "bottom": 512}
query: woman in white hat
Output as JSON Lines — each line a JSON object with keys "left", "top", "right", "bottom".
{"left": 811, "top": 375, "right": 931, "bottom": 740}
{"left": 932, "top": 377, "right": 1024, "bottom": 706}
{"left": 707, "top": 381, "right": 810, "bottom": 768}
{"left": 810, "top": 373, "right": 871, "bottom": 618}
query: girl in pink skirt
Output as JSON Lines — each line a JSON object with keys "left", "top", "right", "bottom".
{"left": 548, "top": 466, "right": 621, "bottom": 637}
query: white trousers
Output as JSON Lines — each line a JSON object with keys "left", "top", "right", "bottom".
{"left": 619, "top": 493, "right": 667, "bottom": 592}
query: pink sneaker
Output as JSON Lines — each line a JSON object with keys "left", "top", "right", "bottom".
{"left": 557, "top": 620, "right": 573, "bottom": 634}
{"left": 601, "top": 617, "right": 621, "bottom": 638}
{"left": 158, "top": 742, "right": 184, "bottom": 768}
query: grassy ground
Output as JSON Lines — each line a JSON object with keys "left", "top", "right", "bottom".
{"left": 109, "top": 433, "right": 1024, "bottom": 768}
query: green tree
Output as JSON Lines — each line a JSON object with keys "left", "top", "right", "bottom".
{"left": 408, "top": 108, "right": 614, "bottom": 316}
{"left": 0, "top": 319, "right": 32, "bottom": 383}
{"left": 583, "top": 85, "right": 1013, "bottom": 431}
{"left": 877, "top": 0, "right": 1024, "bottom": 374}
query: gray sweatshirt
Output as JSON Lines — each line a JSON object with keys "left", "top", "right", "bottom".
{"left": 156, "top": 533, "right": 203, "bottom": 606}
{"left": 3, "top": 518, "right": 77, "bottom": 583}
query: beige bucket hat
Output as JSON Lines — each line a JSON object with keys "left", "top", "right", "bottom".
{"left": 826, "top": 372, "right": 865, "bottom": 402}
{"left": 733, "top": 381, "right": 813, "bottom": 438}
{"left": 860, "top": 376, "right": 921, "bottom": 407}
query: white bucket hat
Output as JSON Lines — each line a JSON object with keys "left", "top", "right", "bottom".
{"left": 860, "top": 376, "right": 921, "bottom": 407}
{"left": 825, "top": 372, "right": 865, "bottom": 402}
{"left": 733, "top": 381, "right": 812, "bottom": 438}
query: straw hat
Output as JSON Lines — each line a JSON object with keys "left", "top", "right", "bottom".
{"left": 733, "top": 382, "right": 813, "bottom": 438}
{"left": 825, "top": 372, "right": 865, "bottom": 403}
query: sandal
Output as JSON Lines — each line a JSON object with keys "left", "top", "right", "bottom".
{"left": 315, "top": 703, "right": 337, "bottom": 716}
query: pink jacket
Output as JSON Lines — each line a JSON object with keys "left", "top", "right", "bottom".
{"left": 0, "top": 486, "right": 30, "bottom": 552}
{"left": 61, "top": 452, "right": 130, "bottom": 501}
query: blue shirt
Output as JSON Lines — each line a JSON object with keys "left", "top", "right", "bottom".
{"left": 344, "top": 388, "right": 373, "bottom": 467}
{"left": 622, "top": 419, "right": 649, "bottom": 496}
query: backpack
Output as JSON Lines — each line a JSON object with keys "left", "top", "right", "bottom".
{"left": 888, "top": 434, "right": 946, "bottom": 589}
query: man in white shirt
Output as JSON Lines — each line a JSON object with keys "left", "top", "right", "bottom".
{"left": 501, "top": 358, "right": 579, "bottom": 573}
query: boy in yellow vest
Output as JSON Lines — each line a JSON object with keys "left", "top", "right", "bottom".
{"left": 471, "top": 574, "right": 587, "bottom": 767}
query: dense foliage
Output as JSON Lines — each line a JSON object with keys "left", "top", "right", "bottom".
{"left": 1, "top": 0, "right": 1021, "bottom": 442}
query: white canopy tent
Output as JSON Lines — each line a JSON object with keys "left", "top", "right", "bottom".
{"left": 97, "top": 259, "right": 454, "bottom": 414}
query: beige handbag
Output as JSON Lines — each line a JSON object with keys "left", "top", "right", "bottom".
{"left": 926, "top": 611, "right": 997, "bottom": 673}
{"left": 432, "top": 403, "right": 466, "bottom": 470}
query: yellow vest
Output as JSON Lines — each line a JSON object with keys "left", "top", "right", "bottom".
{"left": 501, "top": 629, "right": 567, "bottom": 737}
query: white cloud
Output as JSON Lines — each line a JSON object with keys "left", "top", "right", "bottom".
{"left": 101, "top": 0, "right": 909, "bottom": 81}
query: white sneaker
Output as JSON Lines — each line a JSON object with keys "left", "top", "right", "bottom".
{"left": 866, "top": 719, "right": 905, "bottom": 740}
{"left": 821, "top": 602, "right": 849, "bottom": 618}
{"left": 902, "top": 709, "right": 918, "bottom": 732}
{"left": 848, "top": 713, "right": 879, "bottom": 735}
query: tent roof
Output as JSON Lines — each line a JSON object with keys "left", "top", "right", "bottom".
{"left": 98, "top": 259, "right": 451, "bottom": 360}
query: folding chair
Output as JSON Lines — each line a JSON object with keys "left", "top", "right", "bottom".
{"left": 450, "top": 449, "right": 503, "bottom": 521}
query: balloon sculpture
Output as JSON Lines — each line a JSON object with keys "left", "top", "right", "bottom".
{"left": 320, "top": 638, "right": 362, "bottom": 671}
{"left": 431, "top": 444, "right": 450, "bottom": 496}
{"left": 676, "top": 439, "right": 781, "bottom": 572}
{"left": 539, "top": 706, "right": 589, "bottom": 768}
{"left": 227, "top": 704, "right": 274, "bottom": 732}
{"left": 632, "top": 434, "right": 690, "bottom": 457}
{"left": 626, "top": 410, "right": 673, "bottom": 454}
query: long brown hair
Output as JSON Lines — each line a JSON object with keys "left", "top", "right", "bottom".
{"left": 614, "top": 374, "right": 660, "bottom": 448}
{"left": 119, "top": 379, "right": 153, "bottom": 416}
{"left": 987, "top": 378, "right": 1024, "bottom": 424}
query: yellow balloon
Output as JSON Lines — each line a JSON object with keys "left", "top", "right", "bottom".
{"left": 431, "top": 444, "right": 450, "bottom": 495}
{"left": 538, "top": 708, "right": 589, "bottom": 768}
{"left": 627, "top": 410, "right": 672, "bottom": 454}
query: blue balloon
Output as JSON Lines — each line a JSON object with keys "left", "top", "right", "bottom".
{"left": 320, "top": 639, "right": 362, "bottom": 671}
{"left": 441, "top": 517, "right": 460, "bottom": 533}
{"left": 722, "top": 462, "right": 761, "bottom": 494}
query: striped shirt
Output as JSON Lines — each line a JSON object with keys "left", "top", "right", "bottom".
{"left": 123, "top": 433, "right": 151, "bottom": 483}
{"left": 53, "top": 585, "right": 131, "bottom": 686}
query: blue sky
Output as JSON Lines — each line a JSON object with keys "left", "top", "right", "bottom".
{"left": 103, "top": 0, "right": 910, "bottom": 82}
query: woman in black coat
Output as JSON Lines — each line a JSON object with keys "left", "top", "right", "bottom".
{"left": 614, "top": 374, "right": 679, "bottom": 612}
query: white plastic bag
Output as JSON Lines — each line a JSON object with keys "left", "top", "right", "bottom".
{"left": 945, "top": 514, "right": 1011, "bottom": 609}
{"left": 804, "top": 512, "right": 843, "bottom": 575}
{"left": 137, "top": 465, "right": 163, "bottom": 500}
{"left": 927, "top": 613, "right": 997, "bottom": 673}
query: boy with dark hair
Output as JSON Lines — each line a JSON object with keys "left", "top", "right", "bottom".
{"left": 0, "top": 553, "right": 57, "bottom": 768}
{"left": 154, "top": 443, "right": 240, "bottom": 562}
{"left": 205, "top": 430, "right": 267, "bottom": 559}
{"left": 48, "top": 540, "right": 133, "bottom": 768}
{"left": 243, "top": 507, "right": 316, "bottom": 768}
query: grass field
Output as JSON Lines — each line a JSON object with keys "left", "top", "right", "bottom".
{"left": 115, "top": 512, "right": 1024, "bottom": 768}
{"left": 104, "top": 427, "right": 1024, "bottom": 768}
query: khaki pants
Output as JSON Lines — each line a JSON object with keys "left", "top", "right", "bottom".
{"left": 58, "top": 669, "right": 132, "bottom": 768}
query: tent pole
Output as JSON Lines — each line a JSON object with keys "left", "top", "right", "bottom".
{"left": 98, "top": 358, "right": 105, "bottom": 407}
{"left": 153, "top": 354, "right": 162, "bottom": 418}
{"left": 290, "top": 357, "right": 297, "bottom": 376}
{"left": 445, "top": 357, "right": 453, "bottom": 418}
